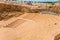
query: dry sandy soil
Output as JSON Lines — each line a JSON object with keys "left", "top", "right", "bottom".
{"left": 0, "top": 13, "right": 60, "bottom": 40}
{"left": 0, "top": 3, "right": 60, "bottom": 40}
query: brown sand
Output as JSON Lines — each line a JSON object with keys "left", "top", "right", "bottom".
{"left": 0, "top": 13, "right": 60, "bottom": 40}
{"left": 0, "top": 2, "right": 60, "bottom": 40}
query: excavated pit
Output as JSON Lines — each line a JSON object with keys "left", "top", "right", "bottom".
{"left": 0, "top": 2, "right": 60, "bottom": 40}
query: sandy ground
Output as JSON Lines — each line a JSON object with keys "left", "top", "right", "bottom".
{"left": 0, "top": 13, "right": 60, "bottom": 40}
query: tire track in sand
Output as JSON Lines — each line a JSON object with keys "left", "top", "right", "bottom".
{"left": 4, "top": 19, "right": 26, "bottom": 28}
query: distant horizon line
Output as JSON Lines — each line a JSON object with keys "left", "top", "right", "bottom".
{"left": 7, "top": 0, "right": 59, "bottom": 3}
{"left": 15, "top": 0, "right": 58, "bottom": 2}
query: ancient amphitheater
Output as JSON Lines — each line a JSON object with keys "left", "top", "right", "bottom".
{"left": 0, "top": 1, "right": 60, "bottom": 40}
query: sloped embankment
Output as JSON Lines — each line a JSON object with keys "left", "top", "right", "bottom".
{"left": 0, "top": 3, "right": 60, "bottom": 21}
{"left": 0, "top": 3, "right": 44, "bottom": 21}
{"left": 0, "top": 3, "right": 31, "bottom": 21}
{"left": 0, "top": 3, "right": 29, "bottom": 12}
